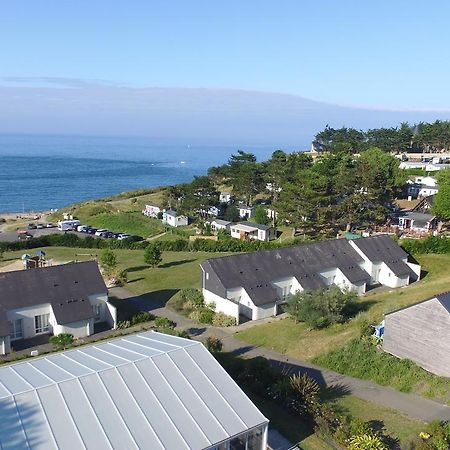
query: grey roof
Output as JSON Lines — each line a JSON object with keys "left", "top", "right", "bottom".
{"left": 397, "top": 211, "right": 436, "bottom": 229}
{"left": 0, "top": 261, "right": 106, "bottom": 336}
{"left": 202, "top": 238, "right": 371, "bottom": 306}
{"left": 233, "top": 221, "right": 272, "bottom": 232}
{"left": 352, "top": 234, "right": 415, "bottom": 277}
{"left": 164, "top": 209, "right": 177, "bottom": 216}
{"left": 436, "top": 292, "right": 450, "bottom": 314}
{"left": 0, "top": 331, "right": 267, "bottom": 450}
{"left": 212, "top": 219, "right": 232, "bottom": 226}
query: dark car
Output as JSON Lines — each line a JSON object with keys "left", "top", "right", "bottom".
{"left": 124, "top": 235, "right": 144, "bottom": 243}
{"left": 27, "top": 223, "right": 37, "bottom": 230}
{"left": 86, "top": 227, "right": 97, "bottom": 234}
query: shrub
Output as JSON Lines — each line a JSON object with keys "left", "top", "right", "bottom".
{"left": 49, "top": 333, "right": 74, "bottom": 350}
{"left": 286, "top": 287, "right": 358, "bottom": 329}
{"left": 100, "top": 249, "right": 117, "bottom": 276}
{"left": 117, "top": 320, "right": 131, "bottom": 329}
{"left": 154, "top": 316, "right": 176, "bottom": 328}
{"left": 130, "top": 311, "right": 155, "bottom": 325}
{"left": 205, "top": 337, "right": 223, "bottom": 353}
{"left": 198, "top": 308, "right": 215, "bottom": 324}
{"left": 289, "top": 373, "right": 321, "bottom": 414}
{"left": 347, "top": 433, "right": 388, "bottom": 450}
{"left": 113, "top": 269, "right": 128, "bottom": 286}
{"left": 180, "top": 288, "right": 204, "bottom": 308}
{"left": 212, "top": 312, "right": 236, "bottom": 327}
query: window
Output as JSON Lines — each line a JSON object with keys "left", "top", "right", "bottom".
{"left": 9, "top": 319, "right": 23, "bottom": 340}
{"left": 282, "top": 285, "right": 292, "bottom": 300}
{"left": 93, "top": 304, "right": 102, "bottom": 321}
{"left": 34, "top": 314, "right": 50, "bottom": 334}
{"left": 206, "top": 272, "right": 209, "bottom": 280}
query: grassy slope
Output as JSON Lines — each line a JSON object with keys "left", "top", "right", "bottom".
{"left": 46, "top": 189, "right": 167, "bottom": 238}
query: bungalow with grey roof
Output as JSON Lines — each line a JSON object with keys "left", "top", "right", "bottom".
{"left": 230, "top": 221, "right": 277, "bottom": 242}
{"left": 200, "top": 235, "right": 420, "bottom": 322}
{"left": 0, "top": 261, "right": 116, "bottom": 354}
{"left": 162, "top": 209, "right": 188, "bottom": 227}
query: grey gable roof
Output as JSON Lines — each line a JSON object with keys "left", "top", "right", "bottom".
{"left": 202, "top": 238, "right": 371, "bottom": 306}
{"left": 436, "top": 292, "right": 450, "bottom": 314}
{"left": 0, "top": 261, "right": 107, "bottom": 336}
{"left": 351, "top": 234, "right": 415, "bottom": 277}
{"left": 236, "top": 221, "right": 272, "bottom": 231}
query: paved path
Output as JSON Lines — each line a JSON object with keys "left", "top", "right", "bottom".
{"left": 109, "top": 286, "right": 450, "bottom": 423}
{"left": 146, "top": 232, "right": 167, "bottom": 241}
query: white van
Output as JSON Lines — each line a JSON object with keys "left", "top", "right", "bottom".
{"left": 57, "top": 220, "right": 81, "bottom": 231}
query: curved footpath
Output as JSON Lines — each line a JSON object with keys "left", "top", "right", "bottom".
{"left": 111, "top": 287, "right": 450, "bottom": 423}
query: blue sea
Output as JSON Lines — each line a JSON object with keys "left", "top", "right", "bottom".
{"left": 0, "top": 134, "right": 285, "bottom": 213}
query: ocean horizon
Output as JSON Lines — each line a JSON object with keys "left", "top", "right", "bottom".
{"left": 0, "top": 134, "right": 304, "bottom": 213}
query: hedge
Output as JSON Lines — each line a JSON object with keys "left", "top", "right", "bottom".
{"left": 401, "top": 236, "right": 450, "bottom": 254}
{"left": 0, "top": 232, "right": 313, "bottom": 254}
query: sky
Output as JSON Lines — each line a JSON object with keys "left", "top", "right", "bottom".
{"left": 1, "top": 1, "right": 450, "bottom": 141}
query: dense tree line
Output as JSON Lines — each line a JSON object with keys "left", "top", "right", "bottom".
{"left": 433, "top": 169, "right": 450, "bottom": 220}
{"left": 313, "top": 120, "right": 450, "bottom": 154}
{"left": 160, "top": 146, "right": 406, "bottom": 236}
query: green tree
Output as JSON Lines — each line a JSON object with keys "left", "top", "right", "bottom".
{"left": 286, "top": 287, "right": 358, "bottom": 329}
{"left": 254, "top": 205, "right": 269, "bottom": 225}
{"left": 224, "top": 205, "right": 240, "bottom": 222}
{"left": 144, "top": 244, "right": 162, "bottom": 267}
{"left": 263, "top": 150, "right": 288, "bottom": 202}
{"left": 100, "top": 249, "right": 117, "bottom": 276}
{"left": 433, "top": 169, "right": 450, "bottom": 219}
{"left": 178, "top": 176, "right": 218, "bottom": 217}
{"left": 226, "top": 150, "right": 263, "bottom": 204}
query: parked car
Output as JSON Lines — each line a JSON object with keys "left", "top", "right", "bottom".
{"left": 36, "top": 223, "right": 45, "bottom": 229}
{"left": 117, "top": 233, "right": 131, "bottom": 240}
{"left": 27, "top": 223, "right": 37, "bottom": 230}
{"left": 77, "top": 225, "right": 88, "bottom": 232}
{"left": 46, "top": 223, "right": 55, "bottom": 228}
{"left": 86, "top": 227, "right": 97, "bottom": 234}
{"left": 95, "top": 229, "right": 108, "bottom": 236}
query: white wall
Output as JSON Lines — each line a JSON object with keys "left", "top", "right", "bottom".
{"left": 407, "top": 262, "right": 421, "bottom": 282}
{"left": 378, "top": 262, "right": 409, "bottom": 288}
{"left": 88, "top": 293, "right": 116, "bottom": 326}
{"left": 0, "top": 337, "right": 10, "bottom": 355}
{"left": 203, "top": 289, "right": 239, "bottom": 321}
{"left": 253, "top": 303, "right": 276, "bottom": 320}
{"left": 7, "top": 303, "right": 54, "bottom": 340}
{"left": 271, "top": 276, "right": 302, "bottom": 301}
{"left": 54, "top": 319, "right": 93, "bottom": 338}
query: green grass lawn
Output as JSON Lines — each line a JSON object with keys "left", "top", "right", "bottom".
{"left": 235, "top": 253, "right": 450, "bottom": 401}
{"left": 330, "top": 395, "right": 425, "bottom": 447}
{"left": 84, "top": 211, "right": 164, "bottom": 238}
{"left": 3, "top": 246, "right": 227, "bottom": 301}
{"left": 46, "top": 189, "right": 168, "bottom": 238}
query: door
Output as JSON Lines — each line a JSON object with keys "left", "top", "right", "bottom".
{"left": 239, "top": 303, "right": 253, "bottom": 320}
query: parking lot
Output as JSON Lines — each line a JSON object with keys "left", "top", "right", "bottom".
{"left": 0, "top": 225, "right": 143, "bottom": 243}
{"left": 0, "top": 227, "right": 85, "bottom": 243}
